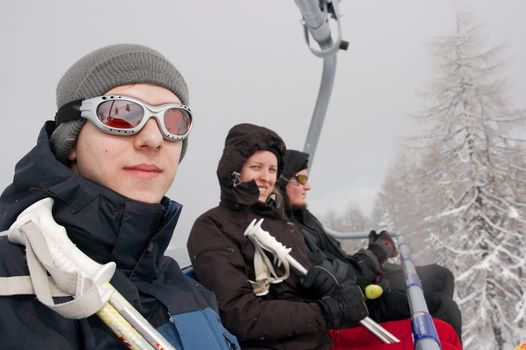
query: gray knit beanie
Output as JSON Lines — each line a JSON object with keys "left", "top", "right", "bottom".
{"left": 51, "top": 43, "right": 190, "bottom": 164}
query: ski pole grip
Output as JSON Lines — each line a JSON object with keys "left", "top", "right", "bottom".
{"left": 243, "top": 218, "right": 400, "bottom": 344}
{"left": 9, "top": 198, "right": 116, "bottom": 294}
{"left": 9, "top": 198, "right": 176, "bottom": 350}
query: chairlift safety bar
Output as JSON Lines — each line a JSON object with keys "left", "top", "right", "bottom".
{"left": 323, "top": 229, "right": 443, "bottom": 350}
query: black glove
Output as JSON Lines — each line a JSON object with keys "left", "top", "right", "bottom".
{"left": 317, "top": 282, "right": 369, "bottom": 329}
{"left": 301, "top": 259, "right": 349, "bottom": 298}
{"left": 368, "top": 230, "right": 398, "bottom": 264}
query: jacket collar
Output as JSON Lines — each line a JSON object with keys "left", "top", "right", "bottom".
{"left": 0, "top": 121, "right": 182, "bottom": 280}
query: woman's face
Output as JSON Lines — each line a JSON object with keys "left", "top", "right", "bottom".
{"left": 68, "top": 83, "right": 183, "bottom": 204}
{"left": 240, "top": 150, "right": 278, "bottom": 203}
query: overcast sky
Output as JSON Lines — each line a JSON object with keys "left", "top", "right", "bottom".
{"left": 1, "top": 0, "right": 525, "bottom": 265}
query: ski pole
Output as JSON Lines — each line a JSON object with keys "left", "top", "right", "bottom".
{"left": 100, "top": 282, "right": 175, "bottom": 350}
{"left": 244, "top": 219, "right": 400, "bottom": 344}
{"left": 285, "top": 252, "right": 400, "bottom": 344}
{"left": 9, "top": 198, "right": 175, "bottom": 350}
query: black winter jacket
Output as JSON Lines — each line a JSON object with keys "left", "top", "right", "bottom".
{"left": 187, "top": 124, "right": 333, "bottom": 350}
{"left": 289, "top": 208, "right": 382, "bottom": 289}
{"left": 288, "top": 204, "right": 463, "bottom": 338}
{"left": 0, "top": 122, "right": 239, "bottom": 350}
{"left": 281, "top": 150, "right": 463, "bottom": 338}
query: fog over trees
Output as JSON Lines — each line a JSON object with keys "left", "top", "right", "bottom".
{"left": 324, "top": 10, "right": 526, "bottom": 349}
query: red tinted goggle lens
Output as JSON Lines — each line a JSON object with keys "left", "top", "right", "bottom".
{"left": 96, "top": 99, "right": 191, "bottom": 137}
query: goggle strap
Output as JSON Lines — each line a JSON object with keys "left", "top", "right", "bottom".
{"left": 54, "top": 99, "right": 83, "bottom": 127}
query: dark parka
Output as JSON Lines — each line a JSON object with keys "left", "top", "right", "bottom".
{"left": 279, "top": 150, "right": 383, "bottom": 288}
{"left": 280, "top": 149, "right": 462, "bottom": 339}
{"left": 0, "top": 122, "right": 239, "bottom": 350}
{"left": 187, "top": 124, "right": 333, "bottom": 350}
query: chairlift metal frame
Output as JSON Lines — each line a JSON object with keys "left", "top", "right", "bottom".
{"left": 294, "top": 1, "right": 442, "bottom": 349}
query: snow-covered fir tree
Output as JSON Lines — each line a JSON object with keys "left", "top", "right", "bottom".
{"left": 325, "top": 8, "right": 525, "bottom": 348}
{"left": 321, "top": 204, "right": 371, "bottom": 253}
{"left": 408, "top": 10, "right": 526, "bottom": 349}
{"left": 377, "top": 211, "right": 395, "bottom": 232}
{"left": 370, "top": 150, "right": 438, "bottom": 258}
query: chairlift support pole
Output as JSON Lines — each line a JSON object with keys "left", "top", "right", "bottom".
{"left": 293, "top": 3, "right": 444, "bottom": 349}
{"left": 294, "top": 0, "right": 347, "bottom": 168}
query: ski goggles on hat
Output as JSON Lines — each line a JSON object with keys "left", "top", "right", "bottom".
{"left": 55, "top": 95, "right": 192, "bottom": 141}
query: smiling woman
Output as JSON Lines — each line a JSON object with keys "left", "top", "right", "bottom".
{"left": 239, "top": 150, "right": 278, "bottom": 203}
{"left": 187, "top": 123, "right": 367, "bottom": 350}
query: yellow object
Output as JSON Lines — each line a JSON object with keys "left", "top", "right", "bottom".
{"left": 365, "top": 284, "right": 383, "bottom": 300}
{"left": 514, "top": 344, "right": 526, "bottom": 350}
{"left": 97, "top": 303, "right": 155, "bottom": 350}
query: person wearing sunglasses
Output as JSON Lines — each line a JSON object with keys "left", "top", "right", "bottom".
{"left": 0, "top": 44, "right": 239, "bottom": 349}
{"left": 187, "top": 123, "right": 380, "bottom": 350}
{"left": 278, "top": 149, "right": 463, "bottom": 341}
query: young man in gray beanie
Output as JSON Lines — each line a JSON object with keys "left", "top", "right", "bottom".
{"left": 0, "top": 43, "right": 240, "bottom": 350}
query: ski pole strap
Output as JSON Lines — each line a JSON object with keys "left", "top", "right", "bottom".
{"left": 242, "top": 222, "right": 400, "bottom": 344}
{"left": 14, "top": 221, "right": 107, "bottom": 318}
{"left": 244, "top": 218, "right": 291, "bottom": 296}
{"left": 0, "top": 275, "right": 70, "bottom": 297}
{"left": 5, "top": 222, "right": 158, "bottom": 350}
{"left": 249, "top": 242, "right": 288, "bottom": 296}
{"left": 3, "top": 199, "right": 177, "bottom": 350}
